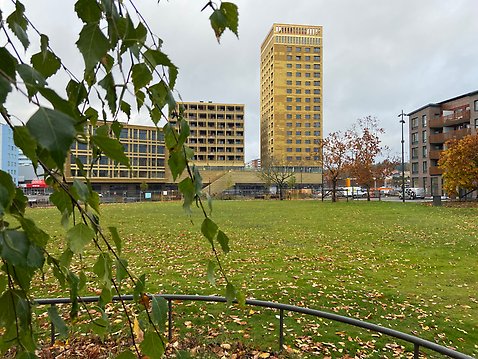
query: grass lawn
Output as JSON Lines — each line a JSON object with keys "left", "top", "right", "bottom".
{"left": 26, "top": 200, "right": 478, "bottom": 357}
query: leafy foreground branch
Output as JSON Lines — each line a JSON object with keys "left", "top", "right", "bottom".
{"left": 0, "top": 0, "right": 241, "bottom": 357}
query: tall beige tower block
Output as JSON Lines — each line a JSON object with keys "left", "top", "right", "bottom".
{"left": 260, "top": 23, "right": 323, "bottom": 172}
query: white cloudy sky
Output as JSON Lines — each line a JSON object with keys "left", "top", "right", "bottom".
{"left": 2, "top": 0, "right": 477, "bottom": 161}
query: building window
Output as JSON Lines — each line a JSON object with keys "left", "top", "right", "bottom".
{"left": 305, "top": 81, "right": 311, "bottom": 86}
{"left": 295, "top": 56, "right": 301, "bottom": 61}
{"left": 305, "top": 72, "right": 311, "bottom": 77}
{"left": 305, "top": 47, "right": 310, "bottom": 53}
{"left": 296, "top": 98, "right": 301, "bottom": 102}
{"left": 411, "top": 132, "right": 418, "bottom": 145}
{"left": 287, "top": 46, "right": 292, "bottom": 52}
{"left": 286, "top": 114, "right": 292, "bottom": 119}
{"left": 422, "top": 146, "right": 427, "bottom": 157}
{"left": 411, "top": 117, "right": 418, "bottom": 129}
{"left": 411, "top": 147, "right": 418, "bottom": 159}
{"left": 296, "top": 131, "right": 301, "bottom": 135}
{"left": 314, "top": 89, "right": 320, "bottom": 94}
{"left": 286, "top": 63, "right": 292, "bottom": 68}
{"left": 305, "top": 106, "right": 311, "bottom": 111}
{"left": 313, "top": 47, "right": 320, "bottom": 53}
{"left": 474, "top": 100, "right": 478, "bottom": 111}
{"left": 313, "top": 106, "right": 320, "bottom": 111}
{"left": 411, "top": 162, "right": 419, "bottom": 174}
{"left": 287, "top": 55, "right": 292, "bottom": 60}
{"left": 286, "top": 88, "right": 292, "bottom": 93}
{"left": 286, "top": 97, "right": 292, "bottom": 102}
{"left": 296, "top": 72, "right": 301, "bottom": 77}
{"left": 295, "top": 114, "right": 301, "bottom": 119}
{"left": 286, "top": 122, "right": 292, "bottom": 127}
{"left": 296, "top": 122, "right": 301, "bottom": 127}
{"left": 286, "top": 72, "right": 292, "bottom": 77}
{"left": 422, "top": 161, "right": 428, "bottom": 173}
{"left": 313, "top": 56, "right": 320, "bottom": 61}
{"left": 314, "top": 64, "right": 320, "bottom": 69}
{"left": 296, "top": 47, "right": 301, "bottom": 52}
{"left": 296, "top": 148, "right": 302, "bottom": 152}
{"left": 286, "top": 131, "right": 292, "bottom": 136}
{"left": 313, "top": 81, "right": 320, "bottom": 86}
{"left": 296, "top": 81, "right": 301, "bottom": 85}
{"left": 422, "top": 130, "right": 427, "bottom": 143}
{"left": 286, "top": 148, "right": 292, "bottom": 152}
{"left": 422, "top": 115, "right": 427, "bottom": 127}
{"left": 286, "top": 80, "right": 292, "bottom": 85}
{"left": 314, "top": 131, "right": 320, "bottom": 136}
{"left": 296, "top": 139, "right": 302, "bottom": 144}
{"left": 296, "top": 106, "right": 301, "bottom": 110}
{"left": 296, "top": 64, "right": 301, "bottom": 69}
{"left": 305, "top": 56, "right": 310, "bottom": 61}
{"left": 475, "top": 119, "right": 478, "bottom": 128}
{"left": 286, "top": 106, "right": 292, "bottom": 110}
{"left": 295, "top": 89, "right": 302, "bottom": 94}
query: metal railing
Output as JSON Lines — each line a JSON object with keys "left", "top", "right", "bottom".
{"left": 34, "top": 294, "right": 473, "bottom": 359}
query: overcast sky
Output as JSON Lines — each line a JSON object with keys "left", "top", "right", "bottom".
{"left": 3, "top": 0, "right": 477, "bottom": 162}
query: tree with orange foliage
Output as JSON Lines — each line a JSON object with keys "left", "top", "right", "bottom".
{"left": 322, "top": 131, "right": 352, "bottom": 202}
{"left": 438, "top": 134, "right": 478, "bottom": 198}
{"left": 349, "top": 116, "right": 394, "bottom": 201}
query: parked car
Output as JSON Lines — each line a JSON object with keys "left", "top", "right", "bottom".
{"left": 338, "top": 187, "right": 367, "bottom": 198}
{"left": 399, "top": 187, "right": 426, "bottom": 200}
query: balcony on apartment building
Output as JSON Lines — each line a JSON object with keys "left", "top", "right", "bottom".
{"left": 429, "top": 166, "right": 443, "bottom": 176}
{"left": 429, "top": 110, "right": 470, "bottom": 128}
{"left": 429, "top": 128, "right": 471, "bottom": 144}
{"left": 429, "top": 150, "right": 443, "bottom": 160}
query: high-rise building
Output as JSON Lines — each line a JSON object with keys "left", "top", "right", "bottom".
{"left": 260, "top": 23, "right": 323, "bottom": 171}
{"left": 0, "top": 123, "right": 18, "bottom": 185}
{"left": 407, "top": 90, "right": 478, "bottom": 195}
{"left": 172, "top": 101, "right": 245, "bottom": 169}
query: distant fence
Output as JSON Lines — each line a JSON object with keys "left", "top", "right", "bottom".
{"left": 34, "top": 294, "right": 473, "bottom": 358}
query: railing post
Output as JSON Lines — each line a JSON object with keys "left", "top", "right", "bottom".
{"left": 414, "top": 343, "right": 420, "bottom": 358}
{"left": 50, "top": 304, "right": 56, "bottom": 346}
{"left": 168, "top": 299, "right": 173, "bottom": 342}
{"left": 279, "top": 308, "right": 284, "bottom": 352}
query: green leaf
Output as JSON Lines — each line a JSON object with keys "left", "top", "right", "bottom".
{"left": 38, "top": 88, "right": 80, "bottom": 120}
{"left": 66, "top": 80, "right": 87, "bottom": 106}
{"left": 115, "top": 258, "right": 128, "bottom": 284}
{"left": 6, "top": 1, "right": 29, "bottom": 49}
{"left": 163, "top": 123, "right": 179, "bottom": 150}
{"left": 168, "top": 150, "right": 187, "bottom": 181}
{"left": 177, "top": 118, "right": 190, "bottom": 148}
{"left": 143, "top": 49, "right": 175, "bottom": 69}
{"left": 216, "top": 230, "right": 230, "bottom": 254}
{"left": 136, "top": 90, "right": 145, "bottom": 111}
{"left": 67, "top": 223, "right": 95, "bottom": 254}
{"left": 207, "top": 260, "right": 216, "bottom": 286}
{"left": 0, "top": 47, "right": 17, "bottom": 105}
{"left": 31, "top": 50, "right": 61, "bottom": 79}
{"left": 26, "top": 107, "right": 76, "bottom": 170}
{"left": 93, "top": 253, "right": 112, "bottom": 289}
{"left": 17, "top": 64, "right": 46, "bottom": 98}
{"left": 178, "top": 178, "right": 194, "bottom": 213}
{"left": 115, "top": 351, "right": 136, "bottom": 359}
{"left": 76, "top": 22, "right": 110, "bottom": 72}
{"left": 201, "top": 218, "right": 218, "bottom": 245}
{"left": 108, "top": 226, "right": 122, "bottom": 255}
{"left": 148, "top": 81, "right": 175, "bottom": 111}
{"left": 110, "top": 121, "right": 122, "bottom": 139}
{"left": 98, "top": 72, "right": 117, "bottom": 114}
{"left": 47, "top": 305, "right": 68, "bottom": 338}
{"left": 91, "top": 135, "right": 130, "bottom": 167}
{"left": 225, "top": 283, "right": 236, "bottom": 305}
{"left": 50, "top": 189, "right": 74, "bottom": 216}
{"left": 133, "top": 273, "right": 146, "bottom": 301}
{"left": 75, "top": 0, "right": 102, "bottom": 23}
{"left": 88, "top": 191, "right": 101, "bottom": 214}
{"left": 120, "top": 100, "right": 131, "bottom": 119}
{"left": 140, "top": 330, "right": 165, "bottom": 359}
{"left": 0, "top": 170, "right": 16, "bottom": 216}
{"left": 1, "top": 230, "right": 29, "bottom": 267}
{"left": 209, "top": 2, "right": 239, "bottom": 42}
{"left": 236, "top": 288, "right": 246, "bottom": 307}
{"left": 72, "top": 179, "right": 89, "bottom": 202}
{"left": 13, "top": 126, "right": 38, "bottom": 169}
{"left": 169, "top": 65, "right": 178, "bottom": 90}
{"left": 131, "top": 63, "right": 152, "bottom": 92}
{"left": 151, "top": 296, "right": 168, "bottom": 331}
{"left": 20, "top": 218, "right": 49, "bottom": 247}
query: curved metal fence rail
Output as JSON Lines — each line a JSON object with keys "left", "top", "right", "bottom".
{"left": 34, "top": 294, "right": 473, "bottom": 359}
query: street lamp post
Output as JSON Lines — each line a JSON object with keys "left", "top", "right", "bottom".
{"left": 399, "top": 110, "right": 406, "bottom": 203}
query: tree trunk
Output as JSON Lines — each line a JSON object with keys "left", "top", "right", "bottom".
{"left": 331, "top": 181, "right": 337, "bottom": 202}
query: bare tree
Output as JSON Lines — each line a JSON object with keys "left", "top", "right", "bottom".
{"left": 258, "top": 161, "right": 296, "bottom": 200}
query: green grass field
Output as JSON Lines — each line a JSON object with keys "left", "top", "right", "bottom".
{"left": 26, "top": 200, "right": 478, "bottom": 357}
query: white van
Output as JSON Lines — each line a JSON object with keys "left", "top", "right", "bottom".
{"left": 339, "top": 187, "right": 367, "bottom": 198}
{"left": 399, "top": 187, "right": 425, "bottom": 200}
